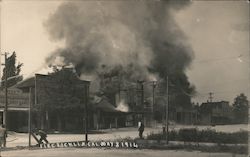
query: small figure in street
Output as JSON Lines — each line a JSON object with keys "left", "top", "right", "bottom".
{"left": 0, "top": 124, "right": 7, "bottom": 148}
{"left": 138, "top": 122, "right": 144, "bottom": 139}
{"left": 36, "top": 129, "right": 49, "bottom": 144}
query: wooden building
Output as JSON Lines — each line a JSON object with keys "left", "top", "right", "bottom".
{"left": 15, "top": 68, "right": 91, "bottom": 132}
{"left": 199, "top": 101, "right": 233, "bottom": 125}
{"left": 0, "top": 87, "right": 29, "bottom": 132}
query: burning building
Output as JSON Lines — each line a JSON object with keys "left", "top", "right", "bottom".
{"left": 97, "top": 71, "right": 197, "bottom": 127}
{"left": 1, "top": 1, "right": 199, "bottom": 131}
{"left": 6, "top": 1, "right": 196, "bottom": 130}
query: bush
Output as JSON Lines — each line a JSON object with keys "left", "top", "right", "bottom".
{"left": 179, "top": 128, "right": 198, "bottom": 142}
{"left": 147, "top": 132, "right": 165, "bottom": 141}
{"left": 197, "top": 128, "right": 217, "bottom": 143}
{"left": 147, "top": 130, "right": 178, "bottom": 141}
{"left": 147, "top": 128, "right": 248, "bottom": 144}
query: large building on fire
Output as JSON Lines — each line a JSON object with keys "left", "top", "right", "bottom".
{"left": 98, "top": 71, "right": 199, "bottom": 127}
{"left": 2, "top": 68, "right": 233, "bottom": 132}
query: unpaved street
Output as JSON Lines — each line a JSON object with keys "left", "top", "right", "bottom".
{"left": 5, "top": 124, "right": 248, "bottom": 148}
{"left": 0, "top": 148, "right": 246, "bottom": 157}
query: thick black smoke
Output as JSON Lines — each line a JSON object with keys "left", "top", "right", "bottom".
{"left": 45, "top": 0, "right": 195, "bottom": 95}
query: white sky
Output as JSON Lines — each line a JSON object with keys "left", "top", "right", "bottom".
{"left": 0, "top": 0, "right": 249, "bottom": 104}
{"left": 175, "top": 1, "right": 249, "bottom": 103}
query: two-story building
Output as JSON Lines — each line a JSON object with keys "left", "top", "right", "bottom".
{"left": 0, "top": 87, "right": 29, "bottom": 132}
{"left": 199, "top": 101, "right": 233, "bottom": 125}
{"left": 15, "top": 68, "right": 91, "bottom": 132}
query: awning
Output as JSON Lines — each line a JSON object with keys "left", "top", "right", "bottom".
{"left": 0, "top": 107, "right": 29, "bottom": 112}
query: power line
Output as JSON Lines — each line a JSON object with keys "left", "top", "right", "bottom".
{"left": 195, "top": 78, "right": 249, "bottom": 88}
{"left": 194, "top": 89, "right": 250, "bottom": 98}
{"left": 193, "top": 54, "right": 249, "bottom": 64}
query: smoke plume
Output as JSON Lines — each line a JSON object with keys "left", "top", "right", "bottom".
{"left": 45, "top": 1, "right": 194, "bottom": 94}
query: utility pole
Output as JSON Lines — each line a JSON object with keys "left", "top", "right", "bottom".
{"left": 84, "top": 82, "right": 90, "bottom": 144}
{"left": 118, "top": 74, "right": 121, "bottom": 102}
{"left": 208, "top": 92, "right": 213, "bottom": 102}
{"left": 137, "top": 80, "right": 144, "bottom": 122}
{"left": 152, "top": 81, "right": 156, "bottom": 127}
{"left": 28, "top": 87, "right": 32, "bottom": 148}
{"left": 152, "top": 81, "right": 156, "bottom": 112}
{"left": 166, "top": 76, "right": 169, "bottom": 144}
{"left": 3, "top": 52, "right": 8, "bottom": 129}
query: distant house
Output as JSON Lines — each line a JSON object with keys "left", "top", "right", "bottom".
{"left": 199, "top": 101, "right": 233, "bottom": 125}
{"left": 153, "top": 93, "right": 198, "bottom": 125}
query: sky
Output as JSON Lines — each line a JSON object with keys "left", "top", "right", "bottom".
{"left": 0, "top": 0, "right": 249, "bottom": 104}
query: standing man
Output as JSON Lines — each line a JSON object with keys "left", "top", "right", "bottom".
{"left": 138, "top": 122, "right": 144, "bottom": 139}
{"left": 0, "top": 124, "right": 7, "bottom": 148}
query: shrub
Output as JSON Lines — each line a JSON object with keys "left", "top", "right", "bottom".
{"left": 147, "top": 128, "right": 248, "bottom": 144}
{"left": 147, "top": 130, "right": 178, "bottom": 141}
{"left": 179, "top": 128, "right": 198, "bottom": 142}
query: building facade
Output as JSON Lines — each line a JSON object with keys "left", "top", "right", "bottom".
{"left": 199, "top": 101, "right": 233, "bottom": 125}
{"left": 0, "top": 87, "right": 29, "bottom": 132}
{"left": 15, "top": 68, "right": 91, "bottom": 132}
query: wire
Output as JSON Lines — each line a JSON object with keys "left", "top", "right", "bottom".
{"left": 194, "top": 89, "right": 250, "bottom": 98}
{"left": 193, "top": 54, "right": 249, "bottom": 64}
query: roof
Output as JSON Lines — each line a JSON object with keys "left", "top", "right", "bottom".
{"left": 200, "top": 101, "right": 230, "bottom": 113}
{"left": 94, "top": 96, "right": 120, "bottom": 113}
{"left": 15, "top": 77, "right": 35, "bottom": 89}
{"left": 0, "top": 107, "right": 29, "bottom": 112}
{"left": 16, "top": 70, "right": 90, "bottom": 89}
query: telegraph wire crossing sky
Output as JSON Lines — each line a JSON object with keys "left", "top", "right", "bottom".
{"left": 0, "top": 0, "right": 249, "bottom": 104}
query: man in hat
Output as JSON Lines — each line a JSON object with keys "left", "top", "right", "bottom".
{"left": 0, "top": 124, "right": 7, "bottom": 147}
{"left": 138, "top": 122, "right": 144, "bottom": 139}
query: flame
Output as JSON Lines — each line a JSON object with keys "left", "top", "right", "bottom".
{"left": 115, "top": 100, "right": 129, "bottom": 112}
{"left": 148, "top": 73, "right": 158, "bottom": 82}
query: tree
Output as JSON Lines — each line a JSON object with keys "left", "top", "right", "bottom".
{"left": 232, "top": 93, "right": 249, "bottom": 124}
{"left": 1, "top": 51, "right": 23, "bottom": 87}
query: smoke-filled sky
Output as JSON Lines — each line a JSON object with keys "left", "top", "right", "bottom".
{"left": 0, "top": 0, "right": 249, "bottom": 104}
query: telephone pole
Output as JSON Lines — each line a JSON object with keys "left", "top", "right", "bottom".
{"left": 28, "top": 87, "right": 32, "bottom": 147}
{"left": 137, "top": 80, "right": 144, "bottom": 122}
{"left": 4, "top": 52, "right": 8, "bottom": 129}
{"left": 208, "top": 92, "right": 213, "bottom": 102}
{"left": 1, "top": 52, "right": 8, "bottom": 128}
{"left": 84, "top": 82, "right": 90, "bottom": 144}
{"left": 166, "top": 76, "right": 169, "bottom": 144}
{"left": 152, "top": 81, "right": 157, "bottom": 113}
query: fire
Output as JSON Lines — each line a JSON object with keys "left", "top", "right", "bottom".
{"left": 148, "top": 73, "right": 158, "bottom": 82}
{"left": 116, "top": 100, "right": 129, "bottom": 112}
